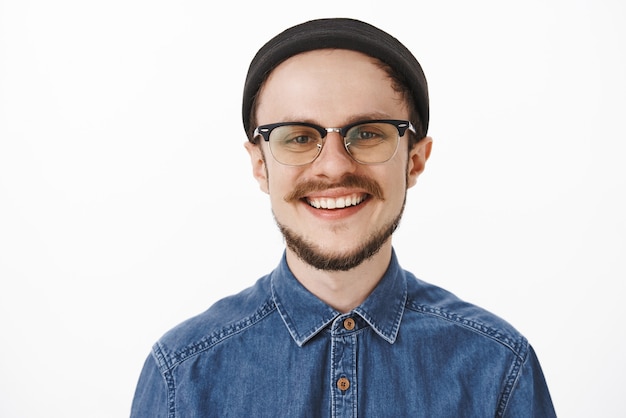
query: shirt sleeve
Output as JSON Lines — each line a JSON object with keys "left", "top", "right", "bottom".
{"left": 130, "top": 351, "right": 169, "bottom": 418}
{"left": 501, "top": 345, "right": 556, "bottom": 417}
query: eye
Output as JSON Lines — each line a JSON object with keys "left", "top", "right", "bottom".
{"left": 347, "top": 124, "right": 388, "bottom": 146}
{"left": 355, "top": 130, "right": 381, "bottom": 140}
{"left": 272, "top": 125, "right": 321, "bottom": 151}
{"left": 288, "top": 134, "right": 315, "bottom": 145}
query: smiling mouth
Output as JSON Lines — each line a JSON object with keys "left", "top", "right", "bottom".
{"left": 305, "top": 193, "right": 368, "bottom": 209}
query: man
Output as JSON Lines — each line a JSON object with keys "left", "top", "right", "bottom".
{"left": 131, "top": 18, "right": 555, "bottom": 417}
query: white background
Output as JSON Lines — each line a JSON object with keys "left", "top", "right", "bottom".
{"left": 1, "top": 1, "right": 624, "bottom": 417}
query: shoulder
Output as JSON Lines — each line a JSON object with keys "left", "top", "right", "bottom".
{"left": 403, "top": 270, "right": 528, "bottom": 358}
{"left": 151, "top": 274, "right": 276, "bottom": 372}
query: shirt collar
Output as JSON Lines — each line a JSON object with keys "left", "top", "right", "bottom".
{"left": 270, "top": 249, "right": 407, "bottom": 347}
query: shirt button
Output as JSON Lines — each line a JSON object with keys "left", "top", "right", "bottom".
{"left": 337, "top": 377, "right": 350, "bottom": 391}
{"left": 343, "top": 317, "right": 356, "bottom": 330}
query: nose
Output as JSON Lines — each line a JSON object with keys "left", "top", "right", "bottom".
{"left": 310, "top": 131, "right": 357, "bottom": 178}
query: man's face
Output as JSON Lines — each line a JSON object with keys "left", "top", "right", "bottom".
{"left": 245, "top": 49, "right": 431, "bottom": 271}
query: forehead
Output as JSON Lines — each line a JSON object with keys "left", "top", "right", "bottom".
{"left": 255, "top": 49, "right": 408, "bottom": 125}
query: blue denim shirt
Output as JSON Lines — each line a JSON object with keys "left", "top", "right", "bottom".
{"left": 131, "top": 251, "right": 555, "bottom": 417}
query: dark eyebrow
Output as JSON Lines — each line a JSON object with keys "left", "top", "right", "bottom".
{"left": 344, "top": 113, "right": 397, "bottom": 125}
{"left": 282, "top": 112, "right": 396, "bottom": 127}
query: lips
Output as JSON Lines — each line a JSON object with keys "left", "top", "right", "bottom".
{"left": 306, "top": 193, "right": 367, "bottom": 209}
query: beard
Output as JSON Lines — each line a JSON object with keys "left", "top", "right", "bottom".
{"left": 275, "top": 198, "right": 406, "bottom": 271}
{"left": 260, "top": 145, "right": 410, "bottom": 271}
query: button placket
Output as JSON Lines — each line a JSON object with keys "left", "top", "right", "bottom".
{"left": 330, "top": 315, "right": 358, "bottom": 417}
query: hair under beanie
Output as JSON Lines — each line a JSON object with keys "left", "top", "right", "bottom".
{"left": 241, "top": 18, "right": 429, "bottom": 140}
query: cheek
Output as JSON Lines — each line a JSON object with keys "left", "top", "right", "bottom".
{"left": 379, "top": 159, "right": 409, "bottom": 194}
{"left": 265, "top": 166, "right": 295, "bottom": 203}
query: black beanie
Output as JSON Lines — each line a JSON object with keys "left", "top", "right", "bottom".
{"left": 242, "top": 18, "right": 429, "bottom": 140}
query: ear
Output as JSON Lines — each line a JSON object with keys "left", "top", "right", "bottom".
{"left": 407, "top": 136, "right": 433, "bottom": 189}
{"left": 244, "top": 141, "right": 269, "bottom": 194}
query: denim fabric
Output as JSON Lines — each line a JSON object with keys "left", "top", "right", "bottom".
{"left": 131, "top": 250, "right": 555, "bottom": 417}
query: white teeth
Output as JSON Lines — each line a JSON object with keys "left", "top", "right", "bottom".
{"left": 307, "top": 194, "right": 365, "bottom": 209}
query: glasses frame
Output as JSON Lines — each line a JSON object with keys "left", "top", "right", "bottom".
{"left": 253, "top": 119, "right": 416, "bottom": 166}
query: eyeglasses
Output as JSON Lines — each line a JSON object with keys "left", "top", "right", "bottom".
{"left": 253, "top": 119, "right": 415, "bottom": 166}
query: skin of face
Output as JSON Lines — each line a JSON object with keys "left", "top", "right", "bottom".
{"left": 245, "top": 49, "right": 432, "bottom": 297}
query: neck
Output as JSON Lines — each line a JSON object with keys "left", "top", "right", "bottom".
{"left": 285, "top": 242, "right": 393, "bottom": 313}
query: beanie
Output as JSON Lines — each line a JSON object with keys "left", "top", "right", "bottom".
{"left": 242, "top": 18, "right": 429, "bottom": 140}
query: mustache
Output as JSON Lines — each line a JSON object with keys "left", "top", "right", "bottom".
{"left": 284, "top": 174, "right": 384, "bottom": 202}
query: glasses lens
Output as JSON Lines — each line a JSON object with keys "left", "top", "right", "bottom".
{"left": 268, "top": 124, "right": 323, "bottom": 166}
{"left": 344, "top": 122, "right": 400, "bottom": 163}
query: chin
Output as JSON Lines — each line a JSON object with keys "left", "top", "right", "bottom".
{"left": 278, "top": 221, "right": 399, "bottom": 272}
